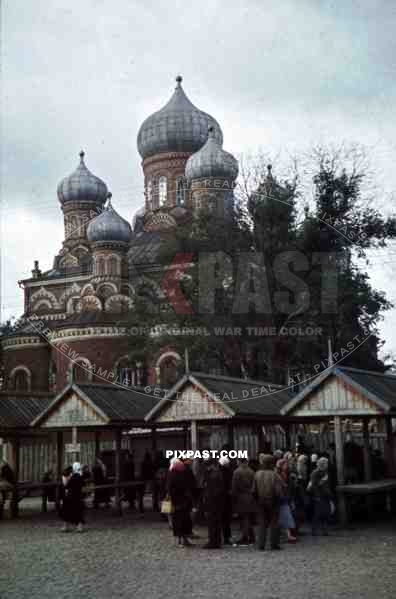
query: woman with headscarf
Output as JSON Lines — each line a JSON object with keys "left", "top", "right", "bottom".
{"left": 167, "top": 459, "right": 194, "bottom": 547}
{"left": 59, "top": 462, "right": 85, "bottom": 532}
{"left": 276, "top": 458, "right": 297, "bottom": 543}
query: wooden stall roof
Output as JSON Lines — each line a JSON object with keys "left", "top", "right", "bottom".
{"left": 31, "top": 383, "right": 164, "bottom": 428}
{"left": 0, "top": 392, "right": 53, "bottom": 429}
{"left": 281, "top": 366, "right": 396, "bottom": 418}
{"left": 145, "top": 372, "right": 294, "bottom": 423}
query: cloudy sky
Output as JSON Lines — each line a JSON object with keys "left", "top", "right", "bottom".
{"left": 2, "top": 0, "right": 396, "bottom": 355}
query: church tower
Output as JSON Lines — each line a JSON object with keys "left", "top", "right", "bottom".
{"left": 136, "top": 76, "right": 223, "bottom": 225}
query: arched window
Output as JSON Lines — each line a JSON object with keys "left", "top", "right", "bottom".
{"left": 49, "top": 361, "right": 57, "bottom": 392}
{"left": 159, "top": 176, "right": 167, "bottom": 207}
{"left": 70, "top": 359, "right": 92, "bottom": 383}
{"left": 115, "top": 357, "right": 147, "bottom": 387}
{"left": 107, "top": 255, "right": 118, "bottom": 276}
{"left": 156, "top": 352, "right": 182, "bottom": 388}
{"left": 96, "top": 256, "right": 106, "bottom": 276}
{"left": 10, "top": 366, "right": 31, "bottom": 392}
{"left": 176, "top": 178, "right": 185, "bottom": 206}
{"left": 147, "top": 180, "right": 153, "bottom": 210}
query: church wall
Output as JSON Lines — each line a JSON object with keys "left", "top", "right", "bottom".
{"left": 52, "top": 334, "right": 136, "bottom": 390}
{"left": 3, "top": 344, "right": 51, "bottom": 392}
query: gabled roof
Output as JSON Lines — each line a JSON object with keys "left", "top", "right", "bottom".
{"left": 32, "top": 383, "right": 164, "bottom": 427}
{"left": 0, "top": 393, "right": 53, "bottom": 428}
{"left": 281, "top": 366, "right": 396, "bottom": 416}
{"left": 145, "top": 371, "right": 293, "bottom": 422}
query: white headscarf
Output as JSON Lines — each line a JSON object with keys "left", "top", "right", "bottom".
{"left": 72, "top": 462, "right": 82, "bottom": 475}
{"left": 169, "top": 457, "right": 180, "bottom": 471}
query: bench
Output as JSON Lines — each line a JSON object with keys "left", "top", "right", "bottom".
{"left": 4, "top": 480, "right": 146, "bottom": 518}
{"left": 336, "top": 478, "right": 396, "bottom": 525}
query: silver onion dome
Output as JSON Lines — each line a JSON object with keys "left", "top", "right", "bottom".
{"left": 87, "top": 197, "right": 132, "bottom": 243}
{"left": 137, "top": 76, "right": 223, "bottom": 160}
{"left": 185, "top": 126, "right": 239, "bottom": 181}
{"left": 57, "top": 151, "right": 108, "bottom": 205}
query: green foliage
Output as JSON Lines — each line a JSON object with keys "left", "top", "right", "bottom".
{"left": 130, "top": 147, "right": 396, "bottom": 382}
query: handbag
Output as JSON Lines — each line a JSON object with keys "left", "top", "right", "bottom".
{"left": 160, "top": 496, "right": 174, "bottom": 514}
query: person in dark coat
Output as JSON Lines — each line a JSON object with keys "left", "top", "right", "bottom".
{"left": 253, "top": 454, "right": 283, "bottom": 550}
{"left": 232, "top": 459, "right": 256, "bottom": 545}
{"left": 219, "top": 456, "right": 233, "bottom": 544}
{"left": 92, "top": 457, "right": 110, "bottom": 508}
{"left": 60, "top": 463, "right": 85, "bottom": 532}
{"left": 167, "top": 459, "right": 194, "bottom": 547}
{"left": 202, "top": 458, "right": 226, "bottom": 549}
{"left": 122, "top": 451, "right": 136, "bottom": 509}
{"left": 0, "top": 460, "right": 15, "bottom": 519}
{"left": 310, "top": 457, "right": 331, "bottom": 536}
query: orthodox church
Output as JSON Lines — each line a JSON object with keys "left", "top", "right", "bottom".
{"left": 1, "top": 76, "right": 240, "bottom": 394}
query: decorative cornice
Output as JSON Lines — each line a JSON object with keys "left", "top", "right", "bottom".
{"left": 2, "top": 336, "right": 49, "bottom": 351}
{"left": 23, "top": 274, "right": 91, "bottom": 288}
{"left": 51, "top": 326, "right": 129, "bottom": 343}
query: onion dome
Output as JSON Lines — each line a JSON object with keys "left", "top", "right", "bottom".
{"left": 57, "top": 151, "right": 108, "bottom": 205}
{"left": 185, "top": 126, "right": 239, "bottom": 181}
{"left": 137, "top": 76, "right": 223, "bottom": 159}
{"left": 87, "top": 196, "right": 132, "bottom": 243}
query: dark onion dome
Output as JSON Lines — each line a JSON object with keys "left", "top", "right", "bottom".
{"left": 137, "top": 75, "right": 223, "bottom": 160}
{"left": 185, "top": 126, "right": 239, "bottom": 181}
{"left": 57, "top": 150, "right": 108, "bottom": 205}
{"left": 87, "top": 197, "right": 132, "bottom": 243}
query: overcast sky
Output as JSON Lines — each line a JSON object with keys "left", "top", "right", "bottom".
{"left": 1, "top": 0, "right": 396, "bottom": 356}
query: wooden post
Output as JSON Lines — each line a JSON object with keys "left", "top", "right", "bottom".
{"left": 55, "top": 431, "right": 63, "bottom": 511}
{"left": 151, "top": 426, "right": 157, "bottom": 454}
{"left": 10, "top": 438, "right": 20, "bottom": 518}
{"left": 227, "top": 422, "right": 234, "bottom": 449}
{"left": 362, "top": 419, "right": 372, "bottom": 482}
{"left": 385, "top": 416, "right": 395, "bottom": 477}
{"left": 191, "top": 420, "right": 198, "bottom": 451}
{"left": 115, "top": 429, "right": 122, "bottom": 516}
{"left": 94, "top": 431, "right": 100, "bottom": 458}
{"left": 334, "top": 416, "right": 347, "bottom": 526}
{"left": 183, "top": 424, "right": 189, "bottom": 450}
{"left": 284, "top": 423, "right": 291, "bottom": 451}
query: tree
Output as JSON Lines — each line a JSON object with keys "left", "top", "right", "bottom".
{"left": 130, "top": 146, "right": 396, "bottom": 384}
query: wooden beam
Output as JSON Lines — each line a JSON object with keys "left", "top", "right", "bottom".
{"left": 227, "top": 423, "right": 234, "bottom": 449}
{"left": 114, "top": 429, "right": 122, "bottom": 516}
{"left": 284, "top": 423, "right": 291, "bottom": 450}
{"left": 334, "top": 416, "right": 347, "bottom": 526}
{"left": 94, "top": 431, "right": 100, "bottom": 458}
{"left": 151, "top": 426, "right": 157, "bottom": 454}
{"left": 191, "top": 420, "right": 198, "bottom": 451}
{"left": 10, "top": 438, "right": 20, "bottom": 518}
{"left": 362, "top": 419, "right": 372, "bottom": 483}
{"left": 55, "top": 431, "right": 63, "bottom": 511}
{"left": 385, "top": 416, "right": 395, "bottom": 477}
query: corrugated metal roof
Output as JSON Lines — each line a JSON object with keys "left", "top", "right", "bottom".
{"left": 0, "top": 394, "right": 54, "bottom": 428}
{"left": 338, "top": 367, "right": 396, "bottom": 411}
{"left": 190, "top": 372, "right": 293, "bottom": 417}
{"left": 76, "top": 383, "right": 164, "bottom": 422}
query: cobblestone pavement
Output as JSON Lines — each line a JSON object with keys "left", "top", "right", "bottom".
{"left": 1, "top": 500, "right": 396, "bottom": 599}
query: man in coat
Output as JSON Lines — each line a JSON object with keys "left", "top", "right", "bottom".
{"left": 231, "top": 458, "right": 256, "bottom": 545}
{"left": 253, "top": 454, "right": 283, "bottom": 550}
{"left": 202, "top": 458, "right": 226, "bottom": 549}
{"left": 219, "top": 456, "right": 234, "bottom": 544}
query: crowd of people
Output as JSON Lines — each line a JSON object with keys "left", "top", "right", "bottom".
{"left": 165, "top": 445, "right": 337, "bottom": 549}
{"left": 1, "top": 438, "right": 388, "bottom": 539}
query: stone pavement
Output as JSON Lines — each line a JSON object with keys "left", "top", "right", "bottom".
{"left": 1, "top": 499, "right": 396, "bottom": 599}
